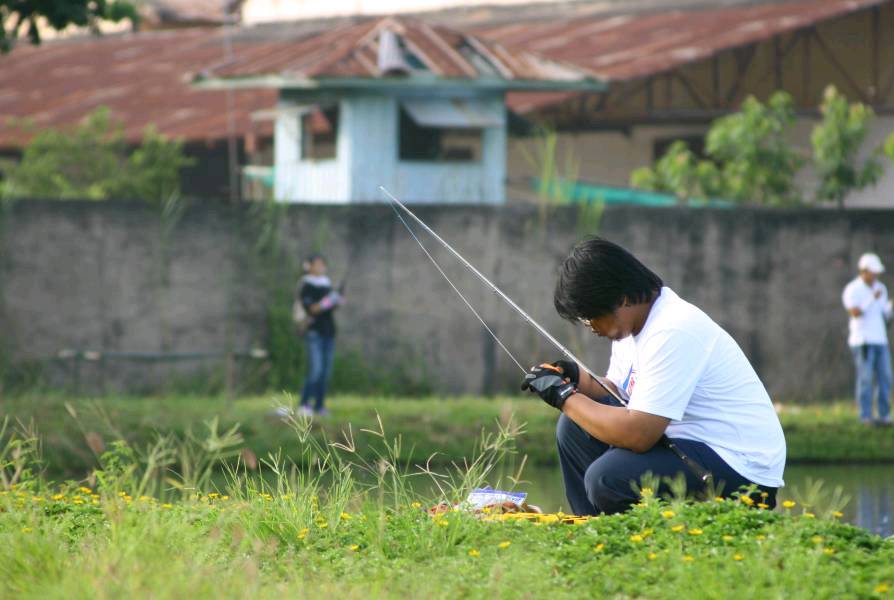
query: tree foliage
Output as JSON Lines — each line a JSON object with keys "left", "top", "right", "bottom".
{"left": 1, "top": 107, "right": 194, "bottom": 203}
{"left": 0, "top": 0, "right": 138, "bottom": 52}
{"left": 811, "top": 86, "right": 884, "bottom": 208}
{"left": 632, "top": 88, "right": 889, "bottom": 207}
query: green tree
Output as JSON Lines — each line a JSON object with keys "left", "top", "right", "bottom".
{"left": 631, "top": 92, "right": 804, "bottom": 205}
{"left": 704, "top": 92, "right": 804, "bottom": 206}
{"left": 811, "top": 86, "right": 884, "bottom": 208}
{"left": 1, "top": 0, "right": 138, "bottom": 52}
{"left": 1, "top": 107, "right": 193, "bottom": 203}
{"left": 629, "top": 141, "right": 722, "bottom": 202}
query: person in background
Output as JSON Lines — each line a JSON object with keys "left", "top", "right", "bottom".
{"left": 298, "top": 254, "right": 344, "bottom": 416}
{"left": 842, "top": 252, "right": 893, "bottom": 426}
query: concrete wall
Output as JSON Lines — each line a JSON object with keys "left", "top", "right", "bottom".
{"left": 2, "top": 200, "right": 893, "bottom": 399}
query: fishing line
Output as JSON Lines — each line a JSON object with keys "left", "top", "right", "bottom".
{"left": 387, "top": 200, "right": 528, "bottom": 375}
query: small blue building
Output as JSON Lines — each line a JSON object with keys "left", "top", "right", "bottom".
{"left": 197, "top": 17, "right": 604, "bottom": 204}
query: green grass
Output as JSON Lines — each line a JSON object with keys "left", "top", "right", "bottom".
{"left": 1, "top": 410, "right": 892, "bottom": 599}
{"left": 3, "top": 394, "right": 894, "bottom": 481}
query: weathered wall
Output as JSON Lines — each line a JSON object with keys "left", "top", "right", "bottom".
{"left": 2, "top": 200, "right": 893, "bottom": 399}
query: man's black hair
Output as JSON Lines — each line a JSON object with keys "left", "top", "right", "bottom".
{"left": 554, "top": 237, "right": 663, "bottom": 321}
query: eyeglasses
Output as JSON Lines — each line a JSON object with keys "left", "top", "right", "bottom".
{"left": 578, "top": 317, "right": 598, "bottom": 334}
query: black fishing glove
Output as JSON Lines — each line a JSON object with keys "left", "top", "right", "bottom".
{"left": 551, "top": 360, "right": 580, "bottom": 386}
{"left": 521, "top": 363, "right": 577, "bottom": 410}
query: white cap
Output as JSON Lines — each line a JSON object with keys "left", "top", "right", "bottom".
{"left": 858, "top": 252, "right": 885, "bottom": 274}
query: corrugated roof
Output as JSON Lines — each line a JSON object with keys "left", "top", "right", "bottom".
{"left": 0, "top": 28, "right": 275, "bottom": 148}
{"left": 196, "top": 16, "right": 601, "bottom": 87}
{"left": 478, "top": 0, "right": 886, "bottom": 82}
{"left": 0, "top": 0, "right": 886, "bottom": 148}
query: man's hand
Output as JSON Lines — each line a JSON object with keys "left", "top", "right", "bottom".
{"left": 521, "top": 363, "right": 577, "bottom": 410}
{"left": 551, "top": 360, "right": 580, "bottom": 386}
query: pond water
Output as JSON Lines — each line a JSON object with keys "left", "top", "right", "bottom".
{"left": 502, "top": 464, "right": 894, "bottom": 537}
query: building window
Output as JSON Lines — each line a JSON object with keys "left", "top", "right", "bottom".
{"left": 398, "top": 107, "right": 482, "bottom": 162}
{"left": 652, "top": 135, "right": 705, "bottom": 161}
{"left": 301, "top": 105, "right": 339, "bottom": 160}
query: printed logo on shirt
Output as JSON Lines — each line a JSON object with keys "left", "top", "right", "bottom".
{"left": 621, "top": 365, "right": 636, "bottom": 398}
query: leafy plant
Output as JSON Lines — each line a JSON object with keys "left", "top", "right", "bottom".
{"left": 1, "top": 107, "right": 193, "bottom": 202}
{"left": 0, "top": 0, "right": 139, "bottom": 53}
{"left": 811, "top": 86, "right": 884, "bottom": 208}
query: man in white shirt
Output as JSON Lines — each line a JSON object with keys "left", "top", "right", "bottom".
{"left": 521, "top": 238, "right": 786, "bottom": 515}
{"left": 841, "top": 253, "right": 893, "bottom": 426}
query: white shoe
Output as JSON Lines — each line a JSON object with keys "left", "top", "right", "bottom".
{"left": 299, "top": 406, "right": 314, "bottom": 417}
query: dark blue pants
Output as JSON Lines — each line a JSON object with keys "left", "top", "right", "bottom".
{"left": 556, "top": 397, "right": 777, "bottom": 515}
{"left": 301, "top": 332, "right": 335, "bottom": 411}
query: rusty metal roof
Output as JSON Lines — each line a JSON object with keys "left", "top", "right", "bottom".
{"left": 479, "top": 0, "right": 886, "bottom": 82}
{"left": 0, "top": 28, "right": 275, "bottom": 148}
{"left": 194, "top": 16, "right": 603, "bottom": 89}
{"left": 0, "top": 0, "right": 886, "bottom": 148}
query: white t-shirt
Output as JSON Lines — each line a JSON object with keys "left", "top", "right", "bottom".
{"left": 841, "top": 277, "right": 891, "bottom": 347}
{"left": 606, "top": 287, "right": 786, "bottom": 488}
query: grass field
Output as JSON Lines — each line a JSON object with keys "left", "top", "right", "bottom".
{"left": 3, "top": 393, "right": 894, "bottom": 481}
{"left": 2, "top": 408, "right": 892, "bottom": 599}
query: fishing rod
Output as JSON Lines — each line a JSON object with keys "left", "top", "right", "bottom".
{"left": 380, "top": 185, "right": 712, "bottom": 485}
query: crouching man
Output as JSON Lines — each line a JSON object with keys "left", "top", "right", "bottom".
{"left": 522, "top": 238, "right": 786, "bottom": 515}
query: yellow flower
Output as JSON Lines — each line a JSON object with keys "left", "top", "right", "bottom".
{"left": 757, "top": 503, "right": 769, "bottom": 509}
{"left": 298, "top": 528, "right": 309, "bottom": 540}
{"left": 671, "top": 525, "right": 685, "bottom": 532}
{"left": 639, "top": 487, "right": 654, "bottom": 498}
{"left": 803, "top": 512, "right": 816, "bottom": 519}
{"left": 468, "top": 549, "right": 480, "bottom": 558}
{"left": 823, "top": 548, "right": 835, "bottom": 555}
{"left": 78, "top": 487, "right": 92, "bottom": 494}
{"left": 733, "top": 554, "right": 743, "bottom": 561}
{"left": 722, "top": 535, "right": 734, "bottom": 542}
{"left": 340, "top": 512, "right": 352, "bottom": 521}
{"left": 118, "top": 491, "right": 127, "bottom": 497}
{"left": 31, "top": 496, "right": 43, "bottom": 503}
{"left": 755, "top": 535, "right": 767, "bottom": 541}
{"left": 139, "top": 495, "right": 152, "bottom": 502}
{"left": 629, "top": 534, "right": 644, "bottom": 543}
{"left": 538, "top": 514, "right": 559, "bottom": 524}
{"left": 682, "top": 555, "right": 694, "bottom": 562}
{"left": 782, "top": 500, "right": 796, "bottom": 508}
{"left": 740, "top": 496, "right": 755, "bottom": 507}
{"left": 688, "top": 529, "right": 703, "bottom": 536}
{"left": 832, "top": 511, "right": 843, "bottom": 518}
{"left": 73, "top": 498, "right": 85, "bottom": 505}
{"left": 498, "top": 541, "right": 511, "bottom": 549}
{"left": 161, "top": 503, "right": 173, "bottom": 509}
{"left": 208, "top": 492, "right": 219, "bottom": 499}
{"left": 411, "top": 502, "right": 422, "bottom": 509}
{"left": 349, "top": 544, "right": 360, "bottom": 552}
{"left": 221, "top": 495, "right": 230, "bottom": 501}
{"left": 437, "top": 520, "right": 449, "bottom": 527}
{"left": 593, "top": 543, "right": 604, "bottom": 553}
{"left": 661, "top": 510, "right": 675, "bottom": 519}
{"left": 647, "top": 553, "right": 657, "bottom": 560}
{"left": 811, "top": 536, "right": 824, "bottom": 544}
{"left": 874, "top": 583, "right": 889, "bottom": 594}
{"left": 760, "top": 492, "right": 768, "bottom": 499}
{"left": 714, "top": 496, "right": 725, "bottom": 503}
{"left": 52, "top": 494, "right": 65, "bottom": 501}
{"left": 318, "top": 522, "right": 329, "bottom": 529}
{"left": 21, "top": 527, "right": 32, "bottom": 533}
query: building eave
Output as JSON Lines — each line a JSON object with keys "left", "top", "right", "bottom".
{"left": 193, "top": 74, "right": 607, "bottom": 93}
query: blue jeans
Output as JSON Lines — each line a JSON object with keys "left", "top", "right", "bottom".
{"left": 556, "top": 396, "right": 776, "bottom": 515}
{"left": 850, "top": 344, "right": 892, "bottom": 423}
{"left": 301, "top": 332, "right": 335, "bottom": 411}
